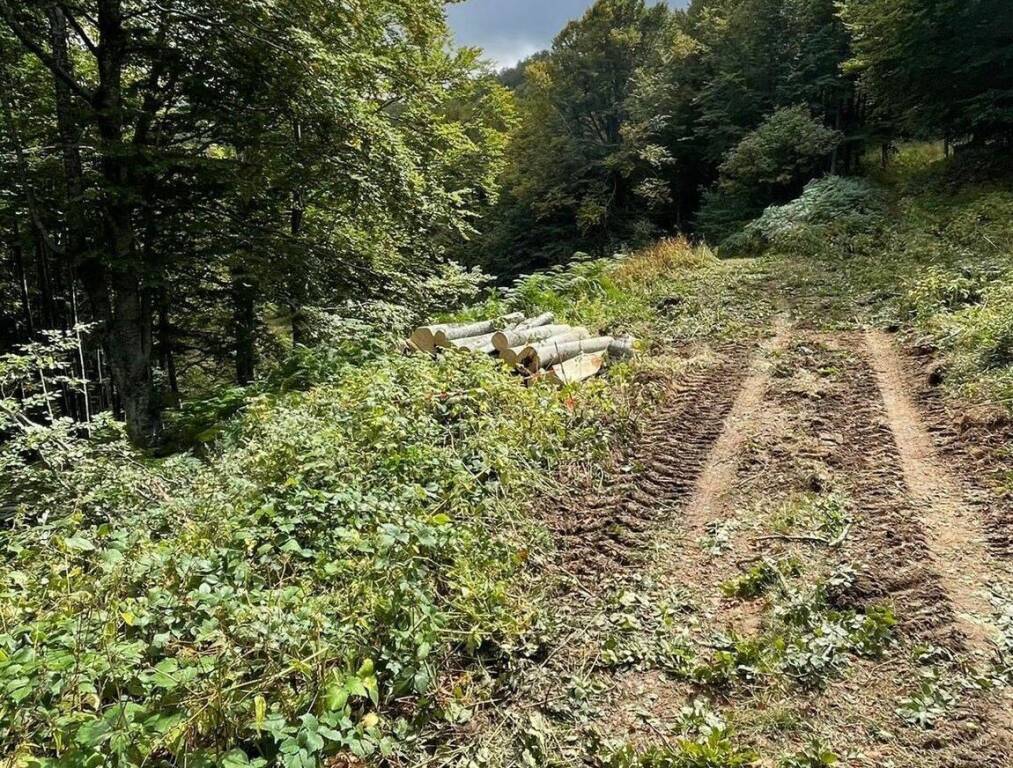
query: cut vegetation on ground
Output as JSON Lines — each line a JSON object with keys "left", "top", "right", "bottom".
{"left": 2, "top": 0, "right": 1012, "bottom": 761}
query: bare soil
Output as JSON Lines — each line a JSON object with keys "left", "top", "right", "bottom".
{"left": 445, "top": 314, "right": 1013, "bottom": 768}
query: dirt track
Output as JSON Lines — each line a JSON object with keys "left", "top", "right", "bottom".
{"left": 539, "top": 323, "right": 1013, "bottom": 766}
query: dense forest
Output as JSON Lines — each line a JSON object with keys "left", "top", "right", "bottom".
{"left": 2, "top": 1, "right": 1013, "bottom": 767}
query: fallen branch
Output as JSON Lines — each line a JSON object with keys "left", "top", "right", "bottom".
{"left": 754, "top": 522, "right": 851, "bottom": 548}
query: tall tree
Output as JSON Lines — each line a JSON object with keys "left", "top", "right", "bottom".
{"left": 841, "top": 0, "right": 1013, "bottom": 144}
{"left": 0, "top": 1, "right": 512, "bottom": 443}
{"left": 475, "top": 0, "right": 671, "bottom": 274}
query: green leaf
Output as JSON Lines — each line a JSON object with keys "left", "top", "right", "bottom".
{"left": 65, "top": 535, "right": 96, "bottom": 552}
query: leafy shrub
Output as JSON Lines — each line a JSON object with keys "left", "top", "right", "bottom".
{"left": 747, "top": 176, "right": 886, "bottom": 248}
{"left": 0, "top": 348, "right": 620, "bottom": 766}
{"left": 897, "top": 670, "right": 957, "bottom": 729}
{"left": 0, "top": 236, "right": 719, "bottom": 766}
{"left": 898, "top": 266, "right": 994, "bottom": 321}
{"left": 699, "top": 106, "right": 843, "bottom": 246}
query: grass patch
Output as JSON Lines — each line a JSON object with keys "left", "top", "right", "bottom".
{"left": 762, "top": 144, "right": 1013, "bottom": 408}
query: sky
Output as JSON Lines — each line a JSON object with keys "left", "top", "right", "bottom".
{"left": 447, "top": 0, "right": 689, "bottom": 69}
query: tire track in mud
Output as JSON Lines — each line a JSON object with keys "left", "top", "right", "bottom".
{"left": 674, "top": 323, "right": 789, "bottom": 544}
{"left": 550, "top": 345, "right": 755, "bottom": 582}
{"left": 802, "top": 335, "right": 961, "bottom": 647}
{"left": 820, "top": 334, "right": 1011, "bottom": 765}
{"left": 911, "top": 359, "right": 1013, "bottom": 560}
{"left": 866, "top": 330, "right": 1005, "bottom": 655}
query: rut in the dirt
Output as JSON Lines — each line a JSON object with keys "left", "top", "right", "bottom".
{"left": 814, "top": 333, "right": 1011, "bottom": 764}
{"left": 677, "top": 323, "right": 789, "bottom": 545}
{"left": 550, "top": 346, "right": 752, "bottom": 581}
{"left": 866, "top": 330, "right": 1004, "bottom": 655}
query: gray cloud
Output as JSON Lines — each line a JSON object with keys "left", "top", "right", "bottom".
{"left": 447, "top": 0, "right": 688, "bottom": 68}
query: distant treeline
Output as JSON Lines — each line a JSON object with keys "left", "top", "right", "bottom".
{"left": 468, "top": 0, "right": 1013, "bottom": 274}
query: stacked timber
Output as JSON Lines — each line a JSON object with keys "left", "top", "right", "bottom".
{"left": 408, "top": 313, "right": 637, "bottom": 386}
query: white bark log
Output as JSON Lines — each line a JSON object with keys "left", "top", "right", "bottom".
{"left": 448, "top": 331, "right": 499, "bottom": 351}
{"left": 513, "top": 328, "right": 590, "bottom": 365}
{"left": 514, "top": 312, "right": 555, "bottom": 331}
{"left": 410, "top": 325, "right": 451, "bottom": 352}
{"left": 433, "top": 312, "right": 525, "bottom": 348}
{"left": 607, "top": 336, "right": 637, "bottom": 361}
{"left": 546, "top": 353, "right": 605, "bottom": 386}
{"left": 492, "top": 324, "right": 572, "bottom": 353}
{"left": 525, "top": 336, "right": 614, "bottom": 373}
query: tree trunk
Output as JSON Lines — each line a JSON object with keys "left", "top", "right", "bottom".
{"left": 91, "top": 0, "right": 161, "bottom": 446}
{"left": 231, "top": 266, "right": 257, "bottom": 385}
{"left": 47, "top": 4, "right": 87, "bottom": 267}
{"left": 9, "top": 209, "right": 34, "bottom": 340}
{"left": 288, "top": 119, "right": 312, "bottom": 345}
{"left": 106, "top": 267, "right": 159, "bottom": 444}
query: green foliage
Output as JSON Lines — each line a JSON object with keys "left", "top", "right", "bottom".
{"left": 0, "top": 341, "right": 624, "bottom": 765}
{"left": 779, "top": 742, "right": 839, "bottom": 768}
{"left": 699, "top": 106, "right": 842, "bottom": 247}
{"left": 606, "top": 701, "right": 758, "bottom": 767}
{"left": 692, "top": 562, "right": 895, "bottom": 692}
{"left": 766, "top": 146, "right": 1013, "bottom": 408}
{"left": 721, "top": 561, "right": 782, "bottom": 600}
{"left": 747, "top": 177, "right": 886, "bottom": 249}
{"left": 896, "top": 670, "right": 957, "bottom": 729}
{"left": 769, "top": 493, "right": 852, "bottom": 541}
{"left": 473, "top": 0, "right": 672, "bottom": 274}
{"left": 0, "top": 233, "right": 725, "bottom": 766}
{"left": 840, "top": 0, "right": 1013, "bottom": 141}
{"left": 0, "top": 0, "right": 515, "bottom": 442}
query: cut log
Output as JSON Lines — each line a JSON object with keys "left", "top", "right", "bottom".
{"left": 607, "top": 336, "right": 637, "bottom": 361}
{"left": 492, "top": 324, "right": 572, "bottom": 353}
{"left": 433, "top": 312, "right": 524, "bottom": 348}
{"left": 511, "top": 328, "right": 590, "bottom": 365}
{"left": 448, "top": 331, "right": 499, "bottom": 351}
{"left": 546, "top": 353, "right": 604, "bottom": 386}
{"left": 514, "top": 312, "right": 555, "bottom": 331}
{"left": 409, "top": 324, "right": 451, "bottom": 353}
{"left": 524, "top": 336, "right": 614, "bottom": 373}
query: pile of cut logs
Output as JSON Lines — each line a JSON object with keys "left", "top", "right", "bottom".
{"left": 408, "top": 312, "right": 634, "bottom": 386}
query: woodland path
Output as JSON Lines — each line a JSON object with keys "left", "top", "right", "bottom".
{"left": 516, "top": 317, "right": 1013, "bottom": 767}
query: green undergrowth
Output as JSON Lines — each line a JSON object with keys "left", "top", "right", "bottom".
{"left": 760, "top": 144, "right": 1013, "bottom": 409}
{"left": 1, "top": 241, "right": 742, "bottom": 766}
{"left": 594, "top": 559, "right": 894, "bottom": 695}
{"left": 463, "top": 238, "right": 777, "bottom": 348}
{"left": 603, "top": 701, "right": 758, "bottom": 768}
{"left": 589, "top": 487, "right": 893, "bottom": 766}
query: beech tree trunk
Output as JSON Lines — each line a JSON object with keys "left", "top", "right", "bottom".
{"left": 91, "top": 0, "right": 161, "bottom": 445}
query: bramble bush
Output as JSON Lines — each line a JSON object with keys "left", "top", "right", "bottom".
{"left": 1, "top": 241, "right": 714, "bottom": 767}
